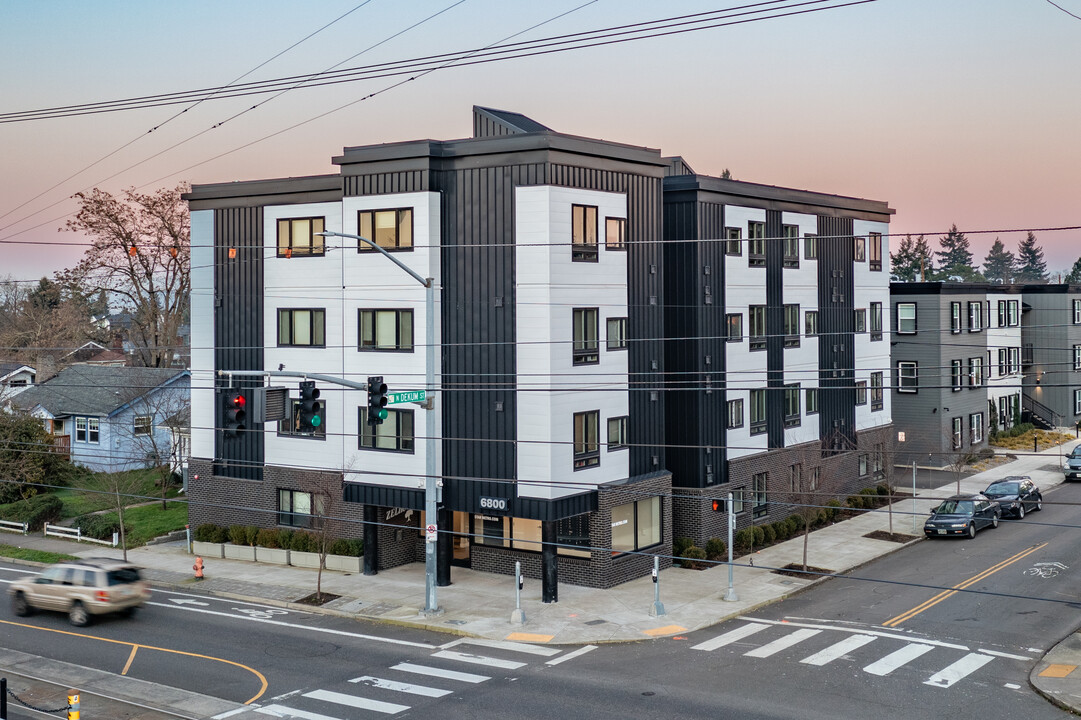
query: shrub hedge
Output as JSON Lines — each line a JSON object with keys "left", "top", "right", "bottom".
{"left": 193, "top": 524, "right": 363, "bottom": 556}
{"left": 4, "top": 493, "right": 62, "bottom": 531}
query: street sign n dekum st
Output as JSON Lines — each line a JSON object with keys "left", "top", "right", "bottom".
{"left": 388, "top": 390, "right": 426, "bottom": 405}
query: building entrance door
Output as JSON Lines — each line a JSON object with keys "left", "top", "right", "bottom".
{"left": 451, "top": 511, "right": 471, "bottom": 567}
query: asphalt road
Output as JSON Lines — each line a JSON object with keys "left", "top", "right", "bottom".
{"left": 3, "top": 482, "right": 1081, "bottom": 719}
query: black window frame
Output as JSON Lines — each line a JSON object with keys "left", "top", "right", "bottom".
{"left": 869, "top": 232, "right": 882, "bottom": 271}
{"left": 783, "top": 304, "right": 800, "bottom": 347}
{"left": 784, "top": 384, "right": 801, "bottom": 428}
{"left": 726, "top": 398, "right": 744, "bottom": 429}
{"left": 870, "top": 302, "right": 883, "bottom": 341}
{"left": 854, "top": 309, "right": 866, "bottom": 334}
{"left": 968, "top": 301, "right": 982, "bottom": 332}
{"left": 752, "top": 472, "right": 768, "bottom": 519}
{"left": 951, "top": 359, "right": 963, "bottom": 391}
{"left": 805, "top": 310, "right": 818, "bottom": 337}
{"left": 359, "top": 407, "right": 415, "bottom": 453}
{"left": 278, "top": 489, "right": 316, "bottom": 528}
{"left": 749, "top": 305, "right": 767, "bottom": 351}
{"left": 605, "top": 217, "right": 626, "bottom": 251}
{"left": 804, "top": 234, "right": 818, "bottom": 260}
{"left": 725, "top": 227, "right": 742, "bottom": 256}
{"left": 870, "top": 372, "right": 883, "bottom": 411}
{"left": 358, "top": 308, "right": 414, "bottom": 352}
{"left": 573, "top": 410, "right": 600, "bottom": 470}
{"left": 950, "top": 302, "right": 961, "bottom": 334}
{"left": 782, "top": 225, "right": 799, "bottom": 268}
{"left": 855, "top": 380, "right": 867, "bottom": 406}
{"left": 725, "top": 313, "right": 743, "bottom": 343}
{"left": 606, "top": 317, "right": 628, "bottom": 351}
{"left": 573, "top": 308, "right": 599, "bottom": 365}
{"left": 277, "top": 216, "right": 326, "bottom": 258}
{"left": 357, "top": 208, "right": 414, "bottom": 252}
{"left": 854, "top": 236, "right": 866, "bottom": 262}
{"left": 897, "top": 361, "right": 918, "bottom": 393}
{"left": 748, "top": 221, "right": 766, "bottom": 267}
{"left": 806, "top": 388, "right": 819, "bottom": 415}
{"left": 572, "top": 204, "right": 599, "bottom": 262}
{"left": 749, "top": 389, "right": 767, "bottom": 435}
{"left": 277, "top": 308, "right": 326, "bottom": 348}
{"left": 607, "top": 415, "right": 629, "bottom": 451}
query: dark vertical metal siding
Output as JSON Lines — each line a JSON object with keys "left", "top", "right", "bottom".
{"left": 696, "top": 202, "right": 727, "bottom": 486}
{"left": 817, "top": 215, "right": 855, "bottom": 447}
{"left": 343, "top": 172, "right": 428, "bottom": 197}
{"left": 214, "top": 207, "right": 264, "bottom": 481}
{"left": 765, "top": 210, "right": 784, "bottom": 448}
{"left": 662, "top": 200, "right": 698, "bottom": 487}
{"left": 473, "top": 115, "right": 512, "bottom": 139}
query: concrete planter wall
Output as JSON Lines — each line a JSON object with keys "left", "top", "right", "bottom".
{"left": 289, "top": 550, "right": 321, "bottom": 569}
{"left": 223, "top": 544, "right": 257, "bottom": 561}
{"left": 324, "top": 554, "right": 362, "bottom": 573}
{"left": 259, "top": 547, "right": 290, "bottom": 565}
{"left": 192, "top": 541, "right": 224, "bottom": 559}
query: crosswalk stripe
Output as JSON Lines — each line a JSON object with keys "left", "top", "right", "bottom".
{"left": 691, "top": 622, "right": 770, "bottom": 651}
{"left": 924, "top": 653, "right": 995, "bottom": 688}
{"left": 304, "top": 689, "right": 409, "bottom": 715}
{"left": 441, "top": 638, "right": 560, "bottom": 656}
{"left": 744, "top": 628, "right": 822, "bottom": 658}
{"left": 547, "top": 645, "right": 598, "bottom": 666}
{"left": 432, "top": 650, "right": 527, "bottom": 669}
{"left": 391, "top": 663, "right": 490, "bottom": 684}
{"left": 349, "top": 676, "right": 452, "bottom": 697}
{"left": 254, "top": 704, "right": 345, "bottom": 720}
{"left": 864, "top": 643, "right": 934, "bottom": 676}
{"left": 800, "top": 634, "right": 876, "bottom": 666}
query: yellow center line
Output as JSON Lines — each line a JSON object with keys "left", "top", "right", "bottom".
{"left": 121, "top": 645, "right": 139, "bottom": 675}
{"left": 0, "top": 619, "right": 268, "bottom": 704}
{"left": 883, "top": 542, "right": 1048, "bottom": 627}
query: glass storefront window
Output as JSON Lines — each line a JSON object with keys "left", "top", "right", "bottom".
{"left": 511, "top": 518, "right": 542, "bottom": 551}
{"left": 611, "top": 497, "right": 660, "bottom": 555}
{"left": 611, "top": 503, "right": 635, "bottom": 554}
{"left": 637, "top": 497, "right": 660, "bottom": 549}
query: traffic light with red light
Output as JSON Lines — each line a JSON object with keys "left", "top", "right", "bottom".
{"left": 366, "top": 376, "right": 389, "bottom": 426}
{"left": 222, "top": 390, "right": 247, "bottom": 438}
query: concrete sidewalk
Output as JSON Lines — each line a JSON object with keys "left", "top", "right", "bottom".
{"left": 1, "top": 440, "right": 1079, "bottom": 718}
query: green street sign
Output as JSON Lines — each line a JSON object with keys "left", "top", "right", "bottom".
{"left": 388, "top": 390, "right": 426, "bottom": 404}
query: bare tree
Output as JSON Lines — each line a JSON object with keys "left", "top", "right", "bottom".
{"left": 0, "top": 275, "right": 102, "bottom": 375}
{"left": 87, "top": 471, "right": 147, "bottom": 562}
{"left": 873, "top": 433, "right": 905, "bottom": 539}
{"left": 115, "top": 389, "right": 190, "bottom": 509}
{"left": 783, "top": 441, "right": 843, "bottom": 572}
{"left": 310, "top": 473, "right": 345, "bottom": 604}
{"left": 60, "top": 185, "right": 190, "bottom": 368}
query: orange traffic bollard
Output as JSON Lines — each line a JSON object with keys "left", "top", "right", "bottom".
{"left": 193, "top": 556, "right": 205, "bottom": 580}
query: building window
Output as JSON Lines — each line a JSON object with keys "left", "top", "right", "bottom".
{"left": 278, "top": 308, "right": 326, "bottom": 347}
{"left": 968, "top": 301, "right": 982, "bottom": 332}
{"left": 968, "top": 357, "right": 983, "bottom": 387}
{"left": 748, "top": 221, "right": 766, "bottom": 266}
{"left": 951, "top": 359, "right": 963, "bottom": 391}
{"left": 806, "top": 388, "right": 819, "bottom": 414}
{"left": 952, "top": 417, "right": 963, "bottom": 450}
{"left": 358, "top": 208, "right": 413, "bottom": 252}
{"left": 854, "top": 236, "right": 866, "bottom": 262}
{"left": 752, "top": 472, "right": 768, "bottom": 519}
{"left": 573, "top": 410, "right": 600, "bottom": 469}
{"left": 278, "top": 489, "right": 317, "bottom": 528}
{"left": 855, "top": 381, "right": 867, "bottom": 406}
{"left": 854, "top": 309, "right": 866, "bottom": 334}
{"left": 950, "top": 302, "right": 961, "bottom": 333}
{"left": 788, "top": 463, "right": 803, "bottom": 492}
{"left": 749, "top": 306, "right": 767, "bottom": 351}
{"left": 870, "top": 302, "right": 882, "bottom": 341}
{"left": 970, "top": 412, "right": 984, "bottom": 444}
{"left": 805, "top": 234, "right": 818, "bottom": 260}
{"left": 805, "top": 310, "right": 818, "bottom": 337}
{"left": 858, "top": 454, "right": 868, "bottom": 477}
{"left": 277, "top": 217, "right": 325, "bottom": 257}
{"left": 75, "top": 417, "right": 100, "bottom": 444}
{"left": 784, "top": 304, "right": 800, "bottom": 347}
{"left": 897, "top": 361, "right": 918, "bottom": 392}
{"left": 607, "top": 416, "right": 628, "bottom": 451}
{"left": 784, "top": 384, "right": 801, "bottom": 428}
{"left": 359, "top": 408, "right": 414, "bottom": 452}
{"left": 605, "top": 217, "right": 626, "bottom": 250}
{"left": 997, "top": 349, "right": 1007, "bottom": 377}
{"left": 359, "top": 309, "right": 413, "bottom": 352}
{"left": 280, "top": 399, "right": 327, "bottom": 438}
{"left": 997, "top": 300, "right": 1007, "bottom": 328}
{"left": 871, "top": 372, "right": 883, "bottom": 411}
{"left": 1075, "top": 389, "right": 1081, "bottom": 415}
{"left": 897, "top": 303, "right": 916, "bottom": 334}
{"left": 606, "top": 317, "right": 628, "bottom": 351}
{"left": 726, "top": 313, "right": 743, "bottom": 343}
{"left": 869, "top": 232, "right": 882, "bottom": 271}
{"left": 572, "top": 204, "right": 599, "bottom": 262}
{"left": 731, "top": 489, "right": 745, "bottom": 513}
{"left": 1074, "top": 345, "right": 1081, "bottom": 371}
{"left": 611, "top": 497, "right": 661, "bottom": 554}
{"left": 1074, "top": 299, "right": 1081, "bottom": 324}
{"left": 782, "top": 225, "right": 799, "bottom": 268}
{"left": 726, "top": 399, "right": 744, "bottom": 429}
{"left": 725, "top": 227, "right": 742, "bottom": 256}
{"left": 749, "top": 389, "right": 767, "bottom": 435}
{"left": 1010, "top": 347, "right": 1021, "bottom": 375}
{"left": 133, "top": 415, "right": 152, "bottom": 436}
{"left": 573, "top": 308, "right": 599, "bottom": 365}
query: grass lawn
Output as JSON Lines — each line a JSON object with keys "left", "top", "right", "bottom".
{"left": 104, "top": 501, "right": 189, "bottom": 546}
{"left": 53, "top": 467, "right": 181, "bottom": 519}
{"left": 0, "top": 545, "right": 78, "bottom": 564}
{"left": 991, "top": 428, "right": 1074, "bottom": 451}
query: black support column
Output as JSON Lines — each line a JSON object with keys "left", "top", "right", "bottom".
{"left": 437, "top": 506, "right": 451, "bottom": 587}
{"left": 542, "top": 520, "right": 558, "bottom": 603}
{"left": 363, "top": 505, "right": 378, "bottom": 576}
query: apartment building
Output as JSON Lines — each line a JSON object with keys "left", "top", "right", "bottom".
{"left": 185, "top": 106, "right": 894, "bottom": 592}
{"left": 1021, "top": 285, "right": 1081, "bottom": 428}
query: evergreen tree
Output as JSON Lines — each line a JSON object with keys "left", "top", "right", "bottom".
{"left": 913, "top": 235, "right": 936, "bottom": 281}
{"left": 935, "top": 224, "right": 977, "bottom": 281}
{"left": 982, "top": 238, "right": 1016, "bottom": 284}
{"left": 1015, "top": 231, "right": 1048, "bottom": 283}
{"left": 890, "top": 234, "right": 918, "bottom": 281}
{"left": 1065, "top": 256, "right": 1081, "bottom": 284}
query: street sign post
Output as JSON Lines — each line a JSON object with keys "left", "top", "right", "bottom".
{"left": 388, "top": 390, "right": 426, "bottom": 404}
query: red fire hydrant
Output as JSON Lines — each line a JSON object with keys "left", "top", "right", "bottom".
{"left": 193, "top": 556, "right": 205, "bottom": 580}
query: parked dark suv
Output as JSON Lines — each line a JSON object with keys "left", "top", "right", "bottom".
{"left": 8, "top": 558, "right": 149, "bottom": 626}
{"left": 1065, "top": 446, "right": 1081, "bottom": 481}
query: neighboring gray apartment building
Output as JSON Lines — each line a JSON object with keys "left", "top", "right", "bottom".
{"left": 1021, "top": 285, "right": 1081, "bottom": 428}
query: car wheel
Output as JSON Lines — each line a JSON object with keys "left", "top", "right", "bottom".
{"left": 12, "top": 591, "right": 32, "bottom": 617}
{"left": 991, "top": 513, "right": 1000, "bottom": 528}
{"left": 967, "top": 523, "right": 977, "bottom": 538}
{"left": 1017, "top": 504, "right": 1025, "bottom": 519}
{"left": 68, "top": 601, "right": 89, "bottom": 627}
{"left": 119, "top": 607, "right": 136, "bottom": 618}
{"left": 1035, "top": 496, "right": 1043, "bottom": 511}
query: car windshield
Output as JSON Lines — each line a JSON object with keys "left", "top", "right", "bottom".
{"left": 935, "top": 500, "right": 974, "bottom": 515}
{"left": 985, "top": 482, "right": 1018, "bottom": 495}
{"left": 106, "top": 568, "right": 141, "bottom": 585}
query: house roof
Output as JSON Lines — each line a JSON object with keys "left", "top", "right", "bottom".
{"left": 12, "top": 365, "right": 188, "bottom": 417}
{"left": 0, "top": 363, "right": 35, "bottom": 380}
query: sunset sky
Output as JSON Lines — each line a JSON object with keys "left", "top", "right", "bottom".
{"left": 2, "top": 0, "right": 1079, "bottom": 281}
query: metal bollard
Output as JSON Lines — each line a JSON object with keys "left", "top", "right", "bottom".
{"left": 510, "top": 561, "right": 526, "bottom": 624}
{"left": 67, "top": 689, "right": 79, "bottom": 720}
{"left": 649, "top": 555, "right": 666, "bottom": 616}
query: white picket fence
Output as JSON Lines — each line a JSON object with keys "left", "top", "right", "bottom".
{"left": 43, "top": 523, "right": 118, "bottom": 547}
{"left": 0, "top": 519, "right": 28, "bottom": 535}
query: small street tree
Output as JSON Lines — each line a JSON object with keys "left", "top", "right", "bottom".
{"left": 982, "top": 238, "right": 1016, "bottom": 284}
{"left": 61, "top": 184, "right": 190, "bottom": 368}
{"left": 88, "top": 471, "right": 147, "bottom": 562}
{"left": 311, "top": 473, "right": 346, "bottom": 604}
{"left": 1015, "top": 231, "right": 1049, "bottom": 283}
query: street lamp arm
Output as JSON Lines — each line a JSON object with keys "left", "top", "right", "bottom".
{"left": 317, "top": 230, "right": 430, "bottom": 288}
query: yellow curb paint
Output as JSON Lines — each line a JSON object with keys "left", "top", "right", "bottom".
{"left": 506, "top": 632, "right": 554, "bottom": 643}
{"left": 643, "top": 625, "right": 686, "bottom": 637}
{"left": 1040, "top": 664, "right": 1077, "bottom": 678}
